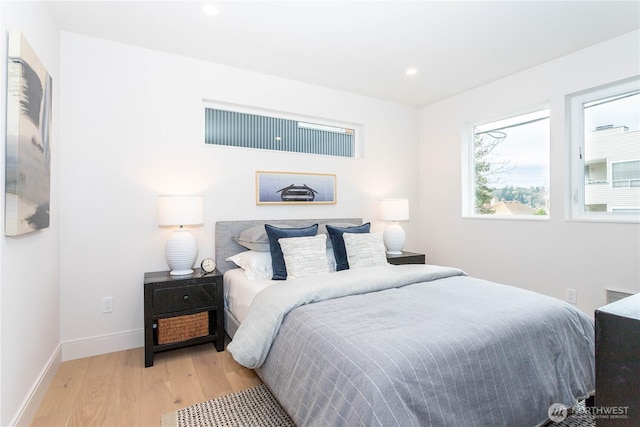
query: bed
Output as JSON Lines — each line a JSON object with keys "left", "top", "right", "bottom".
{"left": 215, "top": 218, "right": 595, "bottom": 426}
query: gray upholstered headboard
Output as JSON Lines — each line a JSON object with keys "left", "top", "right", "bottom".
{"left": 215, "top": 218, "right": 363, "bottom": 274}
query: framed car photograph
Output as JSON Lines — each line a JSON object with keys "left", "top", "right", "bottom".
{"left": 256, "top": 171, "right": 337, "bottom": 205}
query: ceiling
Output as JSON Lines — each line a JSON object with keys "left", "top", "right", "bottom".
{"left": 46, "top": 1, "right": 640, "bottom": 107}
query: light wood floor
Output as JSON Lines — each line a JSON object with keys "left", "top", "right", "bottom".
{"left": 30, "top": 344, "right": 261, "bottom": 427}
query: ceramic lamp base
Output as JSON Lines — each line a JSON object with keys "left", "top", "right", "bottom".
{"left": 383, "top": 222, "right": 406, "bottom": 255}
{"left": 165, "top": 229, "right": 198, "bottom": 275}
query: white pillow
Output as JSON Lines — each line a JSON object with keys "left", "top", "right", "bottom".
{"left": 225, "top": 248, "right": 335, "bottom": 279}
{"left": 278, "top": 234, "right": 330, "bottom": 279}
{"left": 226, "top": 250, "right": 273, "bottom": 280}
{"left": 343, "top": 232, "right": 389, "bottom": 269}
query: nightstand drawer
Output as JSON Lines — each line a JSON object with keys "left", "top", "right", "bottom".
{"left": 152, "top": 285, "right": 216, "bottom": 315}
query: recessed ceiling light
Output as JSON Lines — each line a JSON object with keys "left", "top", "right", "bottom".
{"left": 203, "top": 3, "right": 220, "bottom": 16}
{"left": 405, "top": 67, "right": 418, "bottom": 76}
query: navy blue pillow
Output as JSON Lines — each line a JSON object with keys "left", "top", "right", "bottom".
{"left": 265, "top": 224, "right": 318, "bottom": 280}
{"left": 326, "top": 223, "right": 370, "bottom": 271}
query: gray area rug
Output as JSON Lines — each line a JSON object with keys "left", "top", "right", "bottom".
{"left": 162, "top": 383, "right": 595, "bottom": 427}
{"left": 552, "top": 401, "right": 596, "bottom": 427}
{"left": 161, "top": 384, "right": 294, "bottom": 427}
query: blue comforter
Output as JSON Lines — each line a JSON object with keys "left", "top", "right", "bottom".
{"left": 230, "top": 264, "right": 595, "bottom": 426}
{"left": 228, "top": 264, "right": 466, "bottom": 368}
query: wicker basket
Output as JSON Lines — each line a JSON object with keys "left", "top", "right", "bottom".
{"left": 158, "top": 312, "right": 209, "bottom": 345}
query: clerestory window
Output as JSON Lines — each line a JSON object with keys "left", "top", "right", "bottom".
{"left": 204, "top": 103, "right": 359, "bottom": 158}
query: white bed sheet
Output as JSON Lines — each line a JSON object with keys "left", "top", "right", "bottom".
{"left": 223, "top": 268, "right": 276, "bottom": 324}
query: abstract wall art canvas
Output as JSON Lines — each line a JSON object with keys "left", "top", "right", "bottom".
{"left": 5, "top": 30, "right": 52, "bottom": 236}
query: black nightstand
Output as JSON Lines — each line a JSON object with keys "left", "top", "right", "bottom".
{"left": 386, "top": 251, "right": 426, "bottom": 265}
{"left": 143, "top": 268, "right": 224, "bottom": 367}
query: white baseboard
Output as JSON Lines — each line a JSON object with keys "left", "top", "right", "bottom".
{"left": 61, "top": 328, "right": 144, "bottom": 361}
{"left": 11, "top": 345, "right": 62, "bottom": 427}
{"left": 10, "top": 330, "right": 144, "bottom": 426}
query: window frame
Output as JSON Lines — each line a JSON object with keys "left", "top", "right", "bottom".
{"left": 463, "top": 106, "right": 551, "bottom": 221}
{"left": 567, "top": 77, "right": 640, "bottom": 223}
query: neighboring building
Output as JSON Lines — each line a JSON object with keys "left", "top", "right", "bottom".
{"left": 584, "top": 125, "right": 640, "bottom": 212}
{"left": 492, "top": 200, "right": 537, "bottom": 215}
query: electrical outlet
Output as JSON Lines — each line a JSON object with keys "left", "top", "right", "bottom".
{"left": 566, "top": 288, "right": 577, "bottom": 304}
{"left": 102, "top": 297, "right": 113, "bottom": 313}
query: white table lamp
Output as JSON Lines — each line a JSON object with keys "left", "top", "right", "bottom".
{"left": 158, "top": 195, "right": 203, "bottom": 275}
{"left": 379, "top": 198, "right": 409, "bottom": 254}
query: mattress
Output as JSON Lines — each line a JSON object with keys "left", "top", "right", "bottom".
{"left": 223, "top": 267, "right": 275, "bottom": 324}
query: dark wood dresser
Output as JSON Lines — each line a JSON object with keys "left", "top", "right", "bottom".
{"left": 595, "top": 293, "right": 639, "bottom": 426}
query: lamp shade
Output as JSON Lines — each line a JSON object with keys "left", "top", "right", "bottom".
{"left": 158, "top": 196, "right": 203, "bottom": 227}
{"left": 379, "top": 198, "right": 410, "bottom": 222}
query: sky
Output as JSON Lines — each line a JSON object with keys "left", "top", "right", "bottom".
{"left": 477, "top": 111, "right": 550, "bottom": 189}
{"left": 585, "top": 92, "right": 639, "bottom": 133}
{"left": 477, "top": 92, "right": 639, "bottom": 189}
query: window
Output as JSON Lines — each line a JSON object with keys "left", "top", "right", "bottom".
{"left": 611, "top": 160, "right": 640, "bottom": 188}
{"left": 469, "top": 109, "right": 550, "bottom": 217}
{"left": 569, "top": 77, "right": 640, "bottom": 220}
{"left": 204, "top": 104, "right": 358, "bottom": 158}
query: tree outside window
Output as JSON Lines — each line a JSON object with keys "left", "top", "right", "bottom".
{"left": 473, "top": 109, "right": 550, "bottom": 216}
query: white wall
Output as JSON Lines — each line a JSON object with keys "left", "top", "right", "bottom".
{"left": 419, "top": 30, "right": 640, "bottom": 318}
{"left": 0, "top": 2, "right": 61, "bottom": 426}
{"left": 58, "top": 32, "right": 421, "bottom": 359}
{"left": 7, "top": 14, "right": 634, "bottom": 426}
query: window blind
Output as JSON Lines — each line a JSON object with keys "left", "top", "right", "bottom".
{"left": 204, "top": 108, "right": 355, "bottom": 158}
